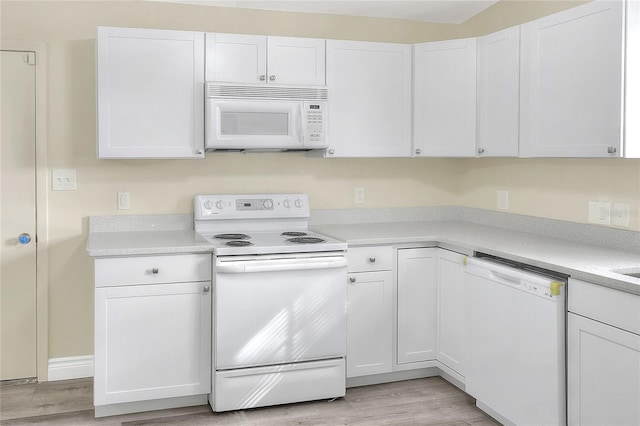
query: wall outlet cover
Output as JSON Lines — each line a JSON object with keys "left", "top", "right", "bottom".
{"left": 117, "top": 192, "right": 130, "bottom": 210}
{"left": 588, "top": 201, "right": 611, "bottom": 225}
{"left": 497, "top": 190, "right": 509, "bottom": 210}
{"left": 52, "top": 169, "right": 77, "bottom": 191}
{"left": 354, "top": 187, "right": 365, "bottom": 204}
{"left": 612, "top": 202, "right": 630, "bottom": 227}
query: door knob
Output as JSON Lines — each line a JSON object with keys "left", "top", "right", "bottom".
{"left": 18, "top": 233, "right": 31, "bottom": 244}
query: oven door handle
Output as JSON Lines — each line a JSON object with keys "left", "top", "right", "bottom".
{"left": 216, "top": 256, "right": 347, "bottom": 273}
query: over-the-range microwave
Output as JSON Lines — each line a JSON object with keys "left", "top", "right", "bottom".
{"left": 205, "top": 83, "right": 328, "bottom": 152}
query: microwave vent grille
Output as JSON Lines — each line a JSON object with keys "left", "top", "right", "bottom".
{"left": 207, "top": 83, "right": 328, "bottom": 101}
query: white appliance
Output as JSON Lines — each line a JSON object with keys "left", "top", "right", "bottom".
{"left": 194, "top": 194, "right": 347, "bottom": 412}
{"left": 205, "top": 83, "right": 328, "bottom": 151}
{"left": 464, "top": 256, "right": 567, "bottom": 426}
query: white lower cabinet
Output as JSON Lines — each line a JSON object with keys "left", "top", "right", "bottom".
{"left": 94, "top": 254, "right": 212, "bottom": 412}
{"left": 396, "top": 248, "right": 437, "bottom": 364}
{"left": 436, "top": 249, "right": 465, "bottom": 377}
{"left": 346, "top": 247, "right": 393, "bottom": 377}
{"left": 568, "top": 279, "right": 640, "bottom": 426}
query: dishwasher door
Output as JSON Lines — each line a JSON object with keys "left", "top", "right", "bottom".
{"left": 464, "top": 257, "right": 566, "bottom": 426}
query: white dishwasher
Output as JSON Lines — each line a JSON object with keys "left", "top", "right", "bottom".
{"left": 464, "top": 256, "right": 567, "bottom": 426}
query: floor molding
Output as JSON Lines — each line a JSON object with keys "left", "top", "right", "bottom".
{"left": 48, "top": 356, "right": 94, "bottom": 381}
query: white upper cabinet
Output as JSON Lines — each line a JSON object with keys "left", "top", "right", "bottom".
{"left": 520, "top": 1, "right": 624, "bottom": 157}
{"left": 205, "top": 33, "right": 325, "bottom": 86}
{"left": 325, "top": 40, "right": 412, "bottom": 157}
{"left": 96, "top": 27, "right": 205, "bottom": 159}
{"left": 626, "top": 0, "right": 640, "bottom": 158}
{"left": 414, "top": 38, "right": 477, "bottom": 157}
{"left": 476, "top": 27, "right": 520, "bottom": 157}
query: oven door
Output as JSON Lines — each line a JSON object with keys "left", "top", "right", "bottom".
{"left": 214, "top": 253, "right": 347, "bottom": 370}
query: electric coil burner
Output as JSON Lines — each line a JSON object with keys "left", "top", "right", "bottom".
{"left": 194, "top": 194, "right": 347, "bottom": 413}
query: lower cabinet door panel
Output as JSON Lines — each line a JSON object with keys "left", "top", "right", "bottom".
{"left": 568, "top": 313, "right": 640, "bottom": 426}
{"left": 94, "top": 281, "right": 211, "bottom": 405}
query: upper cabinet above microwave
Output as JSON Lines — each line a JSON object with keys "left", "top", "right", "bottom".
{"left": 205, "top": 34, "right": 326, "bottom": 86}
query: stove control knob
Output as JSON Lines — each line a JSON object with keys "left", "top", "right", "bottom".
{"left": 263, "top": 199, "right": 274, "bottom": 209}
{"left": 283, "top": 199, "right": 292, "bottom": 208}
{"left": 204, "top": 200, "right": 212, "bottom": 210}
{"left": 215, "top": 200, "right": 225, "bottom": 210}
{"left": 294, "top": 198, "right": 304, "bottom": 208}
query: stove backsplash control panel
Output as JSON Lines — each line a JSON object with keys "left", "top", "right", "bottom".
{"left": 195, "top": 194, "right": 310, "bottom": 220}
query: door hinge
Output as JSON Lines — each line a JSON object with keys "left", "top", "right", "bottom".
{"left": 24, "top": 52, "right": 36, "bottom": 65}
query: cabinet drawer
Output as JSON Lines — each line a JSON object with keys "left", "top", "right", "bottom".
{"left": 95, "top": 254, "right": 211, "bottom": 287}
{"left": 347, "top": 246, "right": 393, "bottom": 272}
{"left": 568, "top": 278, "right": 640, "bottom": 335}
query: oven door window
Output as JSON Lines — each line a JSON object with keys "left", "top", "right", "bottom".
{"left": 215, "top": 265, "right": 346, "bottom": 370}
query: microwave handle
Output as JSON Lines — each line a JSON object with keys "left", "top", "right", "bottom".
{"left": 298, "top": 104, "right": 304, "bottom": 144}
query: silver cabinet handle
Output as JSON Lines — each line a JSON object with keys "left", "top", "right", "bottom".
{"left": 328, "top": 149, "right": 335, "bottom": 155}
{"left": 349, "top": 277, "right": 356, "bottom": 283}
{"left": 477, "top": 147, "right": 485, "bottom": 154}
{"left": 203, "top": 285, "right": 210, "bottom": 293}
{"left": 368, "top": 257, "right": 376, "bottom": 263}
{"left": 259, "top": 75, "right": 266, "bottom": 81}
{"left": 608, "top": 146, "right": 617, "bottom": 154}
{"left": 196, "top": 150, "right": 204, "bottom": 155}
{"left": 269, "top": 75, "right": 276, "bottom": 81}
{"left": 151, "top": 268, "right": 159, "bottom": 274}
{"left": 415, "top": 149, "right": 421, "bottom": 155}
{"left": 18, "top": 233, "right": 32, "bottom": 244}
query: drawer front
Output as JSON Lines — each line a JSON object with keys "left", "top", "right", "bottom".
{"left": 347, "top": 246, "right": 393, "bottom": 272}
{"left": 95, "top": 254, "right": 211, "bottom": 287}
{"left": 568, "top": 278, "right": 640, "bottom": 335}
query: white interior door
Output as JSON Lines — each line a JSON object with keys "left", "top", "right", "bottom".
{"left": 0, "top": 50, "right": 37, "bottom": 381}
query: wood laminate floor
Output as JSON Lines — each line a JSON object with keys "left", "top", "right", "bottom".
{"left": 0, "top": 377, "right": 501, "bottom": 425}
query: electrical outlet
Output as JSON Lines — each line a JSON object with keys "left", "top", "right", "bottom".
{"left": 354, "top": 187, "right": 365, "bottom": 204}
{"left": 118, "top": 192, "right": 130, "bottom": 210}
{"left": 612, "top": 202, "right": 630, "bottom": 227}
{"left": 588, "top": 201, "right": 611, "bottom": 225}
{"left": 52, "top": 169, "right": 76, "bottom": 191}
{"left": 497, "top": 190, "right": 509, "bottom": 210}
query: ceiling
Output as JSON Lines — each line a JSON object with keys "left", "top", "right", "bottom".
{"left": 154, "top": 1, "right": 500, "bottom": 24}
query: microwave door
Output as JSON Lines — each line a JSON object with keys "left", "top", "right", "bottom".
{"left": 206, "top": 100, "right": 304, "bottom": 150}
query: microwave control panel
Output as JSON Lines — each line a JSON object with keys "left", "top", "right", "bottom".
{"left": 303, "top": 102, "right": 326, "bottom": 145}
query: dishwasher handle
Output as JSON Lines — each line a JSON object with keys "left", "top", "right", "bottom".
{"left": 217, "top": 256, "right": 347, "bottom": 274}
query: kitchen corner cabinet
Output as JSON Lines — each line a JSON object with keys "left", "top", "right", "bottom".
{"left": 96, "top": 27, "right": 205, "bottom": 159}
{"left": 567, "top": 279, "right": 640, "bottom": 426}
{"left": 396, "top": 248, "right": 437, "bottom": 364}
{"left": 436, "top": 249, "right": 465, "bottom": 377}
{"left": 413, "top": 38, "right": 476, "bottom": 157}
{"left": 205, "top": 33, "right": 325, "bottom": 86}
{"left": 94, "top": 254, "right": 211, "bottom": 408}
{"left": 519, "top": 1, "right": 624, "bottom": 158}
{"left": 476, "top": 27, "right": 520, "bottom": 157}
{"left": 346, "top": 247, "right": 394, "bottom": 377}
{"left": 325, "top": 40, "right": 412, "bottom": 157}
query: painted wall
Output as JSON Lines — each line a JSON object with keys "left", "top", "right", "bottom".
{"left": 1, "top": 0, "right": 638, "bottom": 362}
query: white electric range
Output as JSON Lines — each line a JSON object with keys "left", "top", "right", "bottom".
{"left": 194, "top": 194, "right": 348, "bottom": 412}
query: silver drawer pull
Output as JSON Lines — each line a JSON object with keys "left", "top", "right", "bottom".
{"left": 349, "top": 277, "right": 356, "bottom": 283}
{"left": 203, "top": 285, "right": 210, "bottom": 293}
{"left": 151, "top": 268, "right": 159, "bottom": 274}
{"left": 368, "top": 257, "right": 376, "bottom": 263}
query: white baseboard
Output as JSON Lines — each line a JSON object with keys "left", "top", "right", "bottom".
{"left": 48, "top": 356, "right": 94, "bottom": 381}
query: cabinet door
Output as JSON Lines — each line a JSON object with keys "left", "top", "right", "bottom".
{"left": 94, "top": 281, "right": 211, "bottom": 405}
{"left": 520, "top": 1, "right": 624, "bottom": 157}
{"left": 326, "top": 40, "right": 412, "bottom": 157}
{"left": 397, "top": 248, "right": 437, "bottom": 364}
{"left": 96, "top": 27, "right": 204, "bottom": 159}
{"left": 205, "top": 33, "right": 267, "bottom": 84}
{"left": 477, "top": 27, "right": 520, "bottom": 157}
{"left": 347, "top": 271, "right": 393, "bottom": 377}
{"left": 568, "top": 313, "right": 640, "bottom": 426}
{"left": 267, "top": 36, "right": 325, "bottom": 86}
{"left": 626, "top": 0, "right": 640, "bottom": 158}
{"left": 414, "top": 38, "right": 476, "bottom": 157}
{"left": 436, "top": 249, "right": 465, "bottom": 377}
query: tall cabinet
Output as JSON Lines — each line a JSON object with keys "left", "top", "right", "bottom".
{"left": 96, "top": 27, "right": 205, "bottom": 159}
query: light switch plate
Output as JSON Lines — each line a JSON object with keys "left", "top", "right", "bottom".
{"left": 52, "top": 169, "right": 76, "bottom": 191}
{"left": 612, "top": 202, "right": 630, "bottom": 227}
{"left": 354, "top": 187, "right": 365, "bottom": 204}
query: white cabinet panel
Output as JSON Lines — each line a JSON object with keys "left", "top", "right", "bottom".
{"left": 94, "top": 281, "right": 211, "bottom": 405}
{"left": 326, "top": 40, "right": 412, "bottom": 157}
{"left": 205, "top": 33, "right": 266, "bottom": 84}
{"left": 568, "top": 313, "right": 640, "bottom": 426}
{"left": 414, "top": 38, "right": 476, "bottom": 157}
{"left": 477, "top": 27, "right": 520, "bottom": 157}
{"left": 520, "top": 1, "right": 624, "bottom": 157}
{"left": 347, "top": 246, "right": 393, "bottom": 272}
{"left": 436, "top": 249, "right": 465, "bottom": 376}
{"left": 626, "top": 0, "right": 640, "bottom": 158}
{"left": 267, "top": 36, "right": 325, "bottom": 86}
{"left": 96, "top": 27, "right": 204, "bottom": 159}
{"left": 397, "top": 248, "right": 437, "bottom": 364}
{"left": 346, "top": 270, "right": 393, "bottom": 377}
